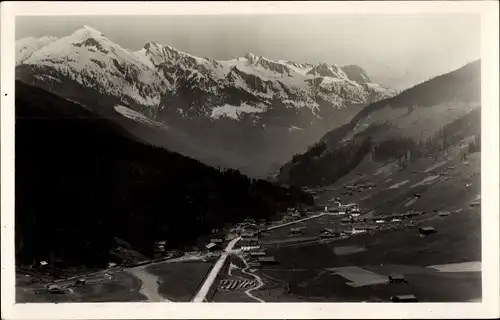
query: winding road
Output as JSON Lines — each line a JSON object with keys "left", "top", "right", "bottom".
{"left": 238, "top": 254, "right": 265, "bottom": 302}
{"left": 191, "top": 212, "right": 328, "bottom": 302}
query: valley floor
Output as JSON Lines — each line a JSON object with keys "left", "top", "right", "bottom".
{"left": 16, "top": 150, "right": 482, "bottom": 303}
{"left": 210, "top": 150, "right": 482, "bottom": 302}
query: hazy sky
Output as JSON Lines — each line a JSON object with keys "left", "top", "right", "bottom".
{"left": 16, "top": 14, "right": 481, "bottom": 89}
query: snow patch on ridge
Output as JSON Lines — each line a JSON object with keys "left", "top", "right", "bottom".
{"left": 211, "top": 103, "right": 266, "bottom": 120}
{"left": 114, "top": 105, "right": 168, "bottom": 129}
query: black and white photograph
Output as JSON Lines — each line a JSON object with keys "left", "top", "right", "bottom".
{"left": 1, "top": 1, "right": 499, "bottom": 319}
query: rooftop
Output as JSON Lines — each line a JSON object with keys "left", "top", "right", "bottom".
{"left": 206, "top": 243, "right": 220, "bottom": 249}
{"left": 258, "top": 256, "right": 276, "bottom": 262}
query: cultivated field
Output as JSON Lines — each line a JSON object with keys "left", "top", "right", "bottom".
{"left": 146, "top": 261, "right": 213, "bottom": 302}
{"left": 249, "top": 206, "right": 481, "bottom": 302}
{"left": 213, "top": 148, "right": 481, "bottom": 302}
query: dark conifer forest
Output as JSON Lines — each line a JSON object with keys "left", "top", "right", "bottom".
{"left": 15, "top": 81, "right": 313, "bottom": 268}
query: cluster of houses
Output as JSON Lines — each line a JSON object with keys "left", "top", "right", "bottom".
{"left": 318, "top": 224, "right": 377, "bottom": 240}
{"left": 206, "top": 237, "right": 225, "bottom": 252}
{"left": 324, "top": 202, "right": 359, "bottom": 215}
{"left": 246, "top": 251, "right": 277, "bottom": 268}
{"left": 204, "top": 218, "right": 268, "bottom": 252}
{"left": 239, "top": 226, "right": 261, "bottom": 252}
{"left": 153, "top": 240, "right": 167, "bottom": 258}
{"left": 282, "top": 207, "right": 309, "bottom": 223}
{"left": 368, "top": 211, "right": 424, "bottom": 224}
{"left": 231, "top": 219, "right": 278, "bottom": 268}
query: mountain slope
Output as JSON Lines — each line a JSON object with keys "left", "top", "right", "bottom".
{"left": 15, "top": 81, "right": 313, "bottom": 268}
{"left": 278, "top": 60, "right": 481, "bottom": 187}
{"left": 16, "top": 36, "right": 58, "bottom": 65}
{"left": 16, "top": 26, "right": 397, "bottom": 177}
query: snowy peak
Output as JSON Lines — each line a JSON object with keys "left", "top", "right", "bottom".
{"left": 16, "top": 25, "right": 396, "bottom": 123}
{"left": 244, "top": 52, "right": 260, "bottom": 64}
{"left": 142, "top": 41, "right": 210, "bottom": 68}
{"left": 307, "top": 63, "right": 348, "bottom": 79}
{"left": 16, "top": 36, "right": 58, "bottom": 64}
{"left": 143, "top": 41, "right": 182, "bottom": 65}
{"left": 342, "top": 65, "right": 371, "bottom": 84}
{"left": 281, "top": 60, "right": 314, "bottom": 70}
{"left": 254, "top": 57, "right": 294, "bottom": 76}
{"left": 72, "top": 25, "right": 104, "bottom": 38}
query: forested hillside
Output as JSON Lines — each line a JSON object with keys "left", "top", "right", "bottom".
{"left": 279, "top": 60, "right": 481, "bottom": 187}
{"left": 15, "top": 82, "right": 313, "bottom": 268}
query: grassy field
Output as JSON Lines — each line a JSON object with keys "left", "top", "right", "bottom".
{"left": 313, "top": 151, "right": 480, "bottom": 217}
{"left": 261, "top": 214, "right": 345, "bottom": 242}
{"left": 16, "top": 270, "right": 146, "bottom": 303}
{"left": 262, "top": 207, "right": 480, "bottom": 269}
{"left": 247, "top": 206, "right": 481, "bottom": 302}
{"left": 258, "top": 267, "right": 480, "bottom": 302}
{"left": 213, "top": 149, "right": 481, "bottom": 303}
{"left": 146, "top": 261, "right": 213, "bottom": 302}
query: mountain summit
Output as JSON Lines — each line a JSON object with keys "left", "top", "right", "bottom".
{"left": 16, "top": 25, "right": 397, "bottom": 177}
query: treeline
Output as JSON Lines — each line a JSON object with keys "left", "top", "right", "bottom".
{"left": 282, "top": 107, "right": 480, "bottom": 187}
{"left": 379, "top": 107, "right": 481, "bottom": 167}
{"left": 287, "top": 137, "right": 372, "bottom": 187}
{"left": 15, "top": 82, "right": 313, "bottom": 268}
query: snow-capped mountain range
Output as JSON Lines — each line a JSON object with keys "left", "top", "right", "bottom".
{"left": 16, "top": 25, "right": 397, "bottom": 177}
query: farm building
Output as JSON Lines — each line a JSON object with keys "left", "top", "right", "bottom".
{"left": 258, "top": 256, "right": 277, "bottom": 264}
{"left": 249, "top": 251, "right": 266, "bottom": 257}
{"left": 74, "top": 278, "right": 86, "bottom": 286}
{"left": 419, "top": 227, "right": 436, "bottom": 235}
{"left": 154, "top": 240, "right": 167, "bottom": 253}
{"left": 439, "top": 211, "right": 452, "bottom": 217}
{"left": 342, "top": 229, "right": 354, "bottom": 236}
{"left": 324, "top": 228, "right": 342, "bottom": 237}
{"left": 389, "top": 274, "right": 407, "bottom": 284}
{"left": 241, "top": 245, "right": 261, "bottom": 251}
{"left": 470, "top": 200, "right": 480, "bottom": 208}
{"left": 47, "top": 284, "right": 64, "bottom": 294}
{"left": 210, "top": 238, "right": 224, "bottom": 244}
{"left": 352, "top": 224, "right": 371, "bottom": 231}
{"left": 290, "top": 227, "right": 304, "bottom": 234}
{"left": 238, "top": 239, "right": 260, "bottom": 249}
